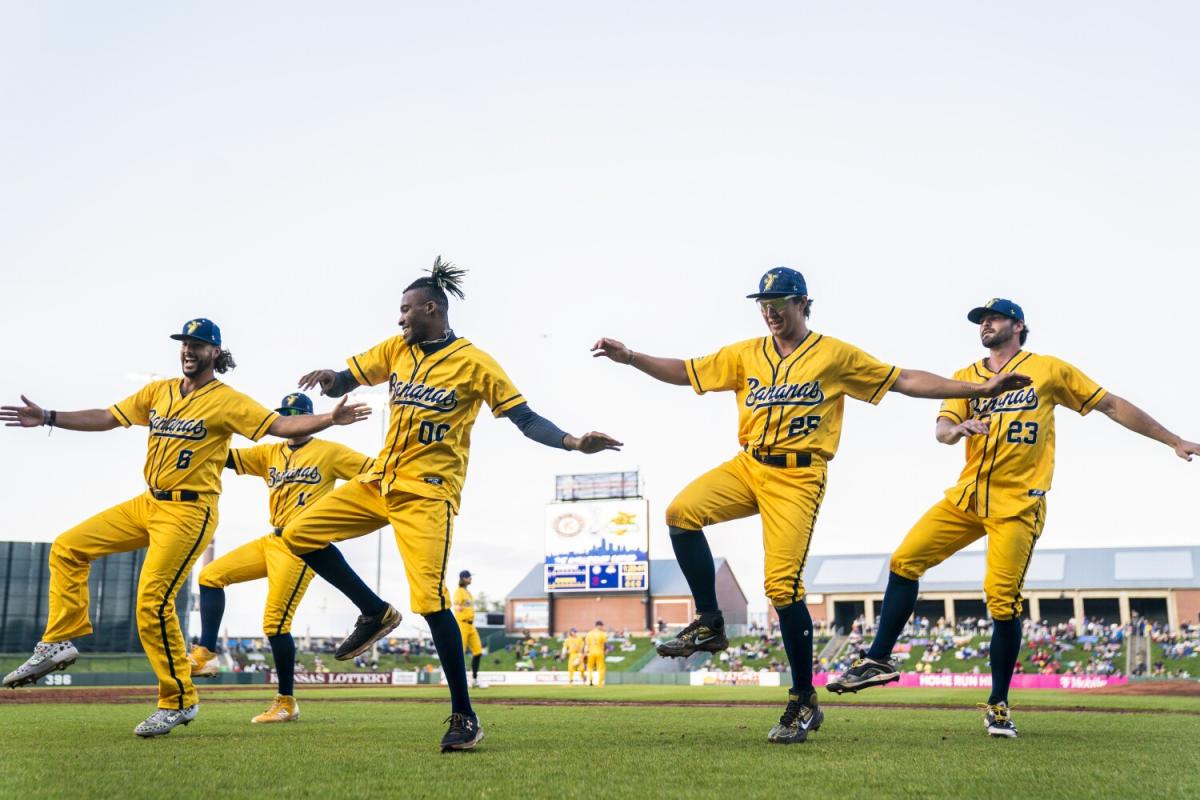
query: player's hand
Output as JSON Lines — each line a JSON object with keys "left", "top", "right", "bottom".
{"left": 1173, "top": 439, "right": 1200, "bottom": 461}
{"left": 330, "top": 396, "right": 371, "bottom": 426}
{"left": 954, "top": 419, "right": 990, "bottom": 438}
{"left": 978, "top": 372, "right": 1032, "bottom": 398}
{"left": 591, "top": 338, "right": 633, "bottom": 365}
{"left": 298, "top": 369, "right": 338, "bottom": 395}
{"left": 0, "top": 395, "right": 45, "bottom": 428}
{"left": 565, "top": 431, "right": 623, "bottom": 453}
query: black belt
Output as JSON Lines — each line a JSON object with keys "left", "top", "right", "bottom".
{"left": 273, "top": 527, "right": 284, "bottom": 536}
{"left": 150, "top": 489, "right": 199, "bottom": 502}
{"left": 746, "top": 449, "right": 812, "bottom": 469}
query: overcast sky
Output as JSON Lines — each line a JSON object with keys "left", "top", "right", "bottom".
{"left": 2, "top": 2, "right": 1197, "bottom": 638}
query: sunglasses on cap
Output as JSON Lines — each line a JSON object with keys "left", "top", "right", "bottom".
{"left": 278, "top": 408, "right": 305, "bottom": 417}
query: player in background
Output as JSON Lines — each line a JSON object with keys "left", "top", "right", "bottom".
{"left": 453, "top": 569, "right": 488, "bottom": 689}
{"left": 282, "top": 257, "right": 622, "bottom": 752}
{"left": 561, "top": 627, "right": 585, "bottom": 684}
{"left": 593, "top": 268, "right": 1032, "bottom": 744}
{"left": 188, "top": 392, "right": 374, "bottom": 724}
{"left": 0, "top": 319, "right": 368, "bottom": 737}
{"left": 584, "top": 620, "right": 608, "bottom": 687}
{"left": 827, "top": 298, "right": 1200, "bottom": 737}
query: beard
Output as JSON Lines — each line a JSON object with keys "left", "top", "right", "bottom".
{"left": 981, "top": 327, "right": 1014, "bottom": 348}
{"left": 182, "top": 353, "right": 213, "bottom": 376}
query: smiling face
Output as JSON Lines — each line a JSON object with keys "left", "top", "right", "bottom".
{"left": 978, "top": 312, "right": 1023, "bottom": 349}
{"left": 398, "top": 288, "right": 442, "bottom": 344}
{"left": 179, "top": 338, "right": 219, "bottom": 377}
{"left": 757, "top": 295, "right": 808, "bottom": 339}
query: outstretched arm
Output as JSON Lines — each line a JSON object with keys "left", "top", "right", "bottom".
{"left": 267, "top": 396, "right": 371, "bottom": 438}
{"left": 504, "top": 403, "right": 622, "bottom": 453}
{"left": 1095, "top": 393, "right": 1200, "bottom": 461}
{"left": 935, "top": 416, "right": 990, "bottom": 445}
{"left": 591, "top": 338, "right": 689, "bottom": 386}
{"left": 298, "top": 369, "right": 360, "bottom": 398}
{"left": 893, "top": 370, "right": 1031, "bottom": 400}
{"left": 1, "top": 396, "right": 121, "bottom": 431}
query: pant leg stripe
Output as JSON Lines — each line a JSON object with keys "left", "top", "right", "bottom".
{"left": 158, "top": 506, "right": 210, "bottom": 710}
{"left": 437, "top": 501, "right": 451, "bottom": 612}
{"left": 276, "top": 565, "right": 309, "bottom": 637}
{"left": 1009, "top": 524, "right": 1039, "bottom": 620}
{"left": 790, "top": 476, "right": 826, "bottom": 605}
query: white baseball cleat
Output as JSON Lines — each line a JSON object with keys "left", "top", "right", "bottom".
{"left": 134, "top": 704, "right": 199, "bottom": 737}
{"left": 3, "top": 641, "right": 79, "bottom": 688}
{"left": 471, "top": 678, "right": 489, "bottom": 689}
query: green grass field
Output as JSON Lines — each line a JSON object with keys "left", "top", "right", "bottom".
{"left": 2, "top": 683, "right": 1198, "bottom": 799}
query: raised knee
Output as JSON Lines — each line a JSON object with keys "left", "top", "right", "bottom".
{"left": 197, "top": 565, "right": 221, "bottom": 588}
{"left": 665, "top": 498, "right": 702, "bottom": 531}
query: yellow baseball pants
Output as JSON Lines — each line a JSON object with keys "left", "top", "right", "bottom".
{"left": 282, "top": 479, "right": 453, "bottom": 615}
{"left": 586, "top": 653, "right": 606, "bottom": 686}
{"left": 666, "top": 451, "right": 826, "bottom": 608}
{"left": 459, "top": 621, "right": 482, "bottom": 656}
{"left": 890, "top": 497, "right": 1047, "bottom": 620}
{"left": 567, "top": 653, "right": 583, "bottom": 683}
{"left": 199, "top": 533, "right": 314, "bottom": 637}
{"left": 43, "top": 491, "right": 217, "bottom": 710}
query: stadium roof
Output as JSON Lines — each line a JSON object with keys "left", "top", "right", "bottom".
{"left": 805, "top": 546, "right": 1200, "bottom": 594}
{"left": 508, "top": 558, "right": 730, "bottom": 599}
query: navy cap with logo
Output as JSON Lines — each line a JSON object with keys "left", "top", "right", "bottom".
{"left": 275, "top": 393, "right": 314, "bottom": 416}
{"left": 459, "top": 570, "right": 471, "bottom": 579}
{"left": 746, "top": 267, "right": 808, "bottom": 299}
{"left": 169, "top": 318, "right": 222, "bottom": 346}
{"left": 967, "top": 298, "right": 1025, "bottom": 325}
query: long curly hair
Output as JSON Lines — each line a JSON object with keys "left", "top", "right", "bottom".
{"left": 405, "top": 255, "right": 466, "bottom": 309}
{"left": 215, "top": 349, "right": 237, "bottom": 373}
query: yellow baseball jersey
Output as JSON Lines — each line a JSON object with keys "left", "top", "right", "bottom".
{"left": 584, "top": 629, "right": 608, "bottom": 653}
{"left": 453, "top": 585, "right": 475, "bottom": 625}
{"left": 938, "top": 351, "right": 1106, "bottom": 518}
{"left": 230, "top": 439, "right": 374, "bottom": 528}
{"left": 564, "top": 634, "right": 584, "bottom": 654}
{"left": 110, "top": 379, "right": 278, "bottom": 494}
{"left": 687, "top": 333, "right": 899, "bottom": 459}
{"left": 346, "top": 335, "right": 525, "bottom": 504}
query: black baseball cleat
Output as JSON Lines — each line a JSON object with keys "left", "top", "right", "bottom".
{"left": 981, "top": 702, "right": 1018, "bottom": 738}
{"left": 656, "top": 615, "right": 728, "bottom": 658}
{"left": 826, "top": 657, "right": 900, "bottom": 694}
{"left": 334, "top": 604, "right": 402, "bottom": 661}
{"left": 441, "top": 712, "right": 485, "bottom": 752}
{"left": 767, "top": 690, "right": 824, "bottom": 744}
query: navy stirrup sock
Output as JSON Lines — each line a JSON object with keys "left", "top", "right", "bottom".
{"left": 471, "top": 654, "right": 481, "bottom": 680}
{"left": 988, "top": 617, "right": 1022, "bottom": 705}
{"left": 426, "top": 610, "right": 473, "bottom": 715}
{"left": 299, "top": 545, "right": 387, "bottom": 616}
{"left": 198, "top": 586, "right": 224, "bottom": 652}
{"left": 669, "top": 527, "right": 720, "bottom": 617}
{"left": 866, "top": 571, "right": 920, "bottom": 662}
{"left": 268, "top": 633, "right": 297, "bottom": 696}
{"left": 776, "top": 602, "right": 815, "bottom": 695}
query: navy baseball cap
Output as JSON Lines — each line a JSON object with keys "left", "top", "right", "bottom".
{"left": 459, "top": 570, "right": 471, "bottom": 579}
{"left": 275, "top": 393, "right": 313, "bottom": 416}
{"left": 170, "top": 318, "right": 222, "bottom": 346}
{"left": 747, "top": 267, "right": 807, "bottom": 299}
{"left": 967, "top": 298, "right": 1025, "bottom": 325}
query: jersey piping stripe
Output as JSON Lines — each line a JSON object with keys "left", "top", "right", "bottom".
{"left": 276, "top": 565, "right": 309, "bottom": 636}
{"left": 349, "top": 356, "right": 371, "bottom": 386}
{"left": 769, "top": 333, "right": 821, "bottom": 447}
{"left": 687, "top": 359, "right": 703, "bottom": 392}
{"left": 493, "top": 393, "right": 525, "bottom": 415}
{"left": 148, "top": 384, "right": 178, "bottom": 490}
{"left": 159, "top": 505, "right": 210, "bottom": 709}
{"left": 757, "top": 338, "right": 779, "bottom": 449}
{"left": 437, "top": 501, "right": 452, "bottom": 611}
{"left": 392, "top": 342, "right": 474, "bottom": 491}
{"left": 1079, "top": 387, "right": 1103, "bottom": 413}
{"left": 973, "top": 363, "right": 989, "bottom": 379}
{"left": 233, "top": 450, "right": 246, "bottom": 474}
{"left": 249, "top": 412, "right": 275, "bottom": 440}
{"left": 983, "top": 354, "right": 1030, "bottom": 517}
{"left": 789, "top": 474, "right": 826, "bottom": 605}
{"left": 378, "top": 348, "right": 425, "bottom": 493}
{"left": 112, "top": 404, "right": 132, "bottom": 426}
{"left": 939, "top": 409, "right": 964, "bottom": 423}
{"left": 867, "top": 366, "right": 896, "bottom": 405}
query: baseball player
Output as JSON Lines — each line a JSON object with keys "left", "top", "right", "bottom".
{"left": 592, "top": 267, "right": 1032, "bottom": 744}
{"left": 280, "top": 257, "right": 622, "bottom": 752}
{"left": 452, "top": 569, "right": 488, "bottom": 689}
{"left": 583, "top": 620, "right": 608, "bottom": 687}
{"left": 0, "top": 319, "right": 369, "bottom": 737}
{"left": 188, "top": 391, "right": 374, "bottom": 724}
{"left": 561, "top": 627, "right": 585, "bottom": 684}
{"left": 827, "top": 298, "right": 1200, "bottom": 737}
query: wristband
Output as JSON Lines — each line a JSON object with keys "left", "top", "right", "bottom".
{"left": 627, "top": 351, "right": 636, "bottom": 366}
